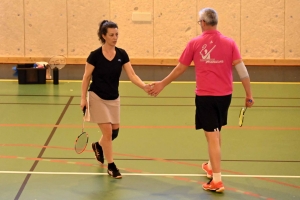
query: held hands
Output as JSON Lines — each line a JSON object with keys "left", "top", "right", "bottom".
{"left": 143, "top": 84, "right": 151, "bottom": 93}
{"left": 143, "top": 81, "right": 164, "bottom": 97}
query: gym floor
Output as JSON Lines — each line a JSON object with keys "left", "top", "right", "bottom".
{"left": 0, "top": 80, "right": 299, "bottom": 200}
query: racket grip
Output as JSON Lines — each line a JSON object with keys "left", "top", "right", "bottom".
{"left": 53, "top": 68, "right": 59, "bottom": 85}
{"left": 82, "top": 106, "right": 86, "bottom": 115}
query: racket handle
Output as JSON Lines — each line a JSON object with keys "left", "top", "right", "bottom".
{"left": 82, "top": 106, "right": 86, "bottom": 115}
{"left": 53, "top": 67, "right": 59, "bottom": 85}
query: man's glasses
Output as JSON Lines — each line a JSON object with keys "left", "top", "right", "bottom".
{"left": 197, "top": 20, "right": 205, "bottom": 25}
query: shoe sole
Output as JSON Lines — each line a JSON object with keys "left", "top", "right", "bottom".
{"left": 216, "top": 187, "right": 225, "bottom": 193}
{"left": 107, "top": 170, "right": 122, "bottom": 179}
{"left": 202, "top": 186, "right": 225, "bottom": 193}
{"left": 91, "top": 143, "right": 104, "bottom": 164}
{"left": 201, "top": 164, "right": 212, "bottom": 179}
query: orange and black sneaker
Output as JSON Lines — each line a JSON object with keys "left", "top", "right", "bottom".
{"left": 202, "top": 163, "right": 213, "bottom": 179}
{"left": 202, "top": 179, "right": 225, "bottom": 193}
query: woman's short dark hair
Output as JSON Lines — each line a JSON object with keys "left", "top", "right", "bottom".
{"left": 97, "top": 20, "right": 118, "bottom": 44}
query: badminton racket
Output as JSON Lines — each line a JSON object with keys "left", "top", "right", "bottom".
{"left": 48, "top": 55, "right": 66, "bottom": 84}
{"left": 74, "top": 106, "right": 89, "bottom": 154}
{"left": 238, "top": 99, "right": 252, "bottom": 127}
{"left": 238, "top": 107, "right": 247, "bottom": 127}
{"left": 48, "top": 55, "right": 67, "bottom": 70}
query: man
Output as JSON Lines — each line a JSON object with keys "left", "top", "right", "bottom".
{"left": 149, "top": 8, "right": 254, "bottom": 192}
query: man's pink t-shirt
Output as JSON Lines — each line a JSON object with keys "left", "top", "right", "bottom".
{"left": 179, "top": 30, "right": 241, "bottom": 96}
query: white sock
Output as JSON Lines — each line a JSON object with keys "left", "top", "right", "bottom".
{"left": 213, "top": 173, "right": 222, "bottom": 182}
{"left": 207, "top": 161, "right": 212, "bottom": 169}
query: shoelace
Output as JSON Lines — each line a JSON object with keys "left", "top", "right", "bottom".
{"left": 207, "top": 179, "right": 213, "bottom": 185}
{"left": 95, "top": 147, "right": 100, "bottom": 156}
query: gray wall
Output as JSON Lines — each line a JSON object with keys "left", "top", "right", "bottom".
{"left": 0, "top": 64, "right": 300, "bottom": 82}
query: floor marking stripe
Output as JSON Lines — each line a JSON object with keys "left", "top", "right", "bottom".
{"left": 0, "top": 79, "right": 300, "bottom": 84}
{"left": 0, "top": 124, "right": 300, "bottom": 130}
{"left": 0, "top": 171, "right": 299, "bottom": 178}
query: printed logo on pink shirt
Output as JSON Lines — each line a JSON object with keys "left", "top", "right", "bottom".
{"left": 200, "top": 42, "right": 224, "bottom": 64}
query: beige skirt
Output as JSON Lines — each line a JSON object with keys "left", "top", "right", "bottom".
{"left": 85, "top": 91, "right": 120, "bottom": 124}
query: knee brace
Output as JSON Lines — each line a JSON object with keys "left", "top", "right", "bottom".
{"left": 112, "top": 128, "right": 119, "bottom": 140}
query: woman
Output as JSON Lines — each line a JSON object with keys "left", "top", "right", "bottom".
{"left": 81, "top": 20, "right": 149, "bottom": 179}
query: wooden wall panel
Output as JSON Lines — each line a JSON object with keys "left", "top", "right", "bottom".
{"left": 0, "top": 0, "right": 299, "bottom": 61}
{"left": 24, "top": 0, "right": 67, "bottom": 57}
{"left": 0, "top": 0, "right": 24, "bottom": 56}
{"left": 67, "top": 0, "right": 110, "bottom": 57}
{"left": 153, "top": 0, "right": 197, "bottom": 58}
{"left": 285, "top": 0, "right": 300, "bottom": 58}
{"left": 111, "top": 0, "right": 153, "bottom": 58}
{"left": 241, "top": 0, "right": 285, "bottom": 58}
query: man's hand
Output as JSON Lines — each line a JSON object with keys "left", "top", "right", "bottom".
{"left": 245, "top": 97, "right": 254, "bottom": 107}
{"left": 148, "top": 81, "right": 165, "bottom": 97}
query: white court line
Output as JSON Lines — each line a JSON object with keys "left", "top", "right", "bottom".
{"left": 0, "top": 171, "right": 299, "bottom": 178}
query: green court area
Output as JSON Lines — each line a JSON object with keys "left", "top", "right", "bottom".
{"left": 0, "top": 80, "right": 299, "bottom": 200}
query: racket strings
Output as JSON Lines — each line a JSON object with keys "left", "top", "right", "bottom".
{"left": 73, "top": 106, "right": 89, "bottom": 154}
{"left": 75, "top": 132, "right": 88, "bottom": 154}
{"left": 75, "top": 107, "right": 89, "bottom": 154}
{"left": 49, "top": 55, "right": 66, "bottom": 70}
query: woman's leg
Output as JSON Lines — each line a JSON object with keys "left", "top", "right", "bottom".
{"left": 98, "top": 123, "right": 122, "bottom": 178}
{"left": 92, "top": 123, "right": 120, "bottom": 164}
{"left": 112, "top": 124, "right": 120, "bottom": 140}
{"left": 98, "top": 123, "right": 119, "bottom": 162}
{"left": 98, "top": 123, "right": 113, "bottom": 163}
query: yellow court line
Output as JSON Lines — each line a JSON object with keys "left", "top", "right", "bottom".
{"left": 248, "top": 82, "right": 300, "bottom": 85}
{"left": 0, "top": 79, "right": 299, "bottom": 84}
{"left": 0, "top": 79, "right": 18, "bottom": 82}
{"left": 62, "top": 80, "right": 300, "bottom": 85}
{"left": 106, "top": 81, "right": 300, "bottom": 85}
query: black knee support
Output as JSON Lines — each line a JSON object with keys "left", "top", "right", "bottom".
{"left": 112, "top": 128, "right": 119, "bottom": 140}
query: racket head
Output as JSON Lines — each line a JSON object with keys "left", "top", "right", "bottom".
{"left": 238, "top": 107, "right": 247, "bottom": 127}
{"left": 75, "top": 131, "right": 89, "bottom": 154}
{"left": 48, "top": 55, "right": 66, "bottom": 70}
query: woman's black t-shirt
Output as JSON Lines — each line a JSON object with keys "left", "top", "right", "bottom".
{"left": 87, "top": 47, "right": 129, "bottom": 100}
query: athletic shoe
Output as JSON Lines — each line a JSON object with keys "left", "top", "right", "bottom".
{"left": 91, "top": 142, "right": 104, "bottom": 164}
{"left": 202, "top": 179, "right": 225, "bottom": 193}
{"left": 202, "top": 162, "right": 213, "bottom": 179}
{"left": 107, "top": 167, "right": 122, "bottom": 179}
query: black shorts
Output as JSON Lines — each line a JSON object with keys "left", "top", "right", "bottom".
{"left": 195, "top": 94, "right": 232, "bottom": 132}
